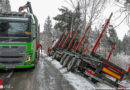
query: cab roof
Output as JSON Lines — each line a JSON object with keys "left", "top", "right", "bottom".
{"left": 0, "top": 12, "right": 33, "bottom": 18}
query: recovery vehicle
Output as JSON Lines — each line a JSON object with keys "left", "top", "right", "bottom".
{"left": 0, "top": 2, "right": 40, "bottom": 69}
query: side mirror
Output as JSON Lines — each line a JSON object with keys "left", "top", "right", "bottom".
{"left": 33, "top": 37, "right": 36, "bottom": 39}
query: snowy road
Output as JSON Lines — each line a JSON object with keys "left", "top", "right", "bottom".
{"left": 0, "top": 51, "right": 129, "bottom": 90}
{"left": 3, "top": 55, "right": 74, "bottom": 90}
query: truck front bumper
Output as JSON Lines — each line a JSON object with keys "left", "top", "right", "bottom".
{"left": 0, "top": 64, "right": 34, "bottom": 69}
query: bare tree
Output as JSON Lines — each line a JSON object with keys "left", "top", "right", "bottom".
{"left": 114, "top": 0, "right": 130, "bottom": 28}
{"left": 65, "top": 0, "right": 107, "bottom": 27}
{"left": 64, "top": 0, "right": 107, "bottom": 50}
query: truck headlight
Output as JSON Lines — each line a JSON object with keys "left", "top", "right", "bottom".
{"left": 26, "top": 55, "right": 31, "bottom": 62}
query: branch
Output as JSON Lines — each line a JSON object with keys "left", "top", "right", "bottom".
{"left": 114, "top": 13, "right": 129, "bottom": 28}
{"left": 70, "top": 0, "right": 76, "bottom": 9}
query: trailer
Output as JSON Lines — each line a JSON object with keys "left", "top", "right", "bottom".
{"left": 47, "top": 13, "right": 129, "bottom": 89}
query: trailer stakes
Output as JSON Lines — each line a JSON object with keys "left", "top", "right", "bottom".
{"left": 107, "top": 42, "right": 116, "bottom": 61}
{"left": 68, "top": 30, "right": 79, "bottom": 49}
{"left": 76, "top": 25, "right": 90, "bottom": 51}
{"left": 55, "top": 34, "right": 63, "bottom": 47}
{"left": 83, "top": 42, "right": 89, "bottom": 54}
{"left": 72, "top": 41, "right": 77, "bottom": 51}
{"left": 91, "top": 13, "right": 113, "bottom": 53}
{"left": 62, "top": 32, "right": 71, "bottom": 48}
{"left": 58, "top": 34, "right": 65, "bottom": 48}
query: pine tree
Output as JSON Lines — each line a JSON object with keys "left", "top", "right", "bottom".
{"left": 44, "top": 16, "right": 52, "bottom": 32}
{"left": 54, "top": 4, "right": 81, "bottom": 36}
{"left": 122, "top": 34, "right": 129, "bottom": 55}
{"left": 53, "top": 7, "right": 72, "bottom": 33}
{"left": 108, "top": 25, "right": 118, "bottom": 44}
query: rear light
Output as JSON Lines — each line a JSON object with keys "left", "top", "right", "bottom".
{"left": 0, "top": 80, "right": 3, "bottom": 89}
{"left": 103, "top": 62, "right": 125, "bottom": 75}
{"left": 86, "top": 69, "right": 95, "bottom": 75}
{"left": 118, "top": 85, "right": 124, "bottom": 90}
{"left": 102, "top": 67, "right": 121, "bottom": 80}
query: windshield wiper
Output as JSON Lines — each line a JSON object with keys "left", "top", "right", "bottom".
{"left": 0, "top": 37, "right": 28, "bottom": 42}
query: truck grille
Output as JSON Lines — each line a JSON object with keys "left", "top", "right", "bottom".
{"left": 0, "top": 45, "right": 26, "bottom": 66}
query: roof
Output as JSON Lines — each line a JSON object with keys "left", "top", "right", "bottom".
{"left": 0, "top": 12, "right": 32, "bottom": 18}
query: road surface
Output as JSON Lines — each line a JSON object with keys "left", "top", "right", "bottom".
{"left": 0, "top": 55, "right": 74, "bottom": 90}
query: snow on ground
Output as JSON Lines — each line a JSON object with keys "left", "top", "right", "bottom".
{"left": 41, "top": 51, "right": 130, "bottom": 90}
{"left": 41, "top": 50, "right": 47, "bottom": 57}
{"left": 120, "top": 80, "right": 130, "bottom": 89}
{"left": 111, "top": 54, "right": 130, "bottom": 71}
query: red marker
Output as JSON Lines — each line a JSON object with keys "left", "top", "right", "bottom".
{"left": 68, "top": 30, "right": 79, "bottom": 49}
{"left": 83, "top": 42, "right": 89, "bottom": 54}
{"left": 0, "top": 80, "right": 3, "bottom": 90}
{"left": 58, "top": 34, "right": 65, "bottom": 48}
{"left": 62, "top": 32, "right": 71, "bottom": 48}
{"left": 107, "top": 42, "right": 116, "bottom": 61}
{"left": 92, "top": 13, "right": 113, "bottom": 53}
{"left": 72, "top": 41, "right": 77, "bottom": 51}
{"left": 128, "top": 66, "right": 130, "bottom": 73}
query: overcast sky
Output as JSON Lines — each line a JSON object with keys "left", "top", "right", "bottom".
{"left": 10, "top": 0, "right": 129, "bottom": 40}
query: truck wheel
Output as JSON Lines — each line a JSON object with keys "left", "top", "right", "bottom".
{"left": 58, "top": 53, "right": 64, "bottom": 62}
{"left": 35, "top": 50, "right": 40, "bottom": 60}
{"left": 60, "top": 54, "right": 67, "bottom": 65}
{"left": 52, "top": 53, "right": 56, "bottom": 59}
{"left": 48, "top": 50, "right": 51, "bottom": 56}
{"left": 63, "top": 56, "right": 71, "bottom": 67}
{"left": 35, "top": 51, "right": 39, "bottom": 63}
{"left": 91, "top": 78, "right": 98, "bottom": 84}
{"left": 37, "top": 50, "right": 40, "bottom": 61}
{"left": 31, "top": 58, "right": 37, "bottom": 69}
{"left": 67, "top": 57, "right": 77, "bottom": 72}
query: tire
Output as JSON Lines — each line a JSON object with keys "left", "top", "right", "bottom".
{"left": 67, "top": 57, "right": 77, "bottom": 72}
{"left": 35, "top": 50, "right": 40, "bottom": 60}
{"left": 91, "top": 78, "right": 98, "bottom": 84}
{"left": 63, "top": 56, "right": 71, "bottom": 67}
{"left": 58, "top": 53, "right": 64, "bottom": 62}
{"left": 48, "top": 50, "right": 51, "bottom": 56}
{"left": 52, "top": 53, "right": 56, "bottom": 59}
{"left": 37, "top": 50, "right": 40, "bottom": 61}
{"left": 32, "top": 58, "right": 37, "bottom": 69}
{"left": 35, "top": 51, "right": 39, "bottom": 64}
{"left": 60, "top": 54, "right": 67, "bottom": 65}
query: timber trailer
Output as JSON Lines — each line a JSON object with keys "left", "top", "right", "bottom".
{"left": 0, "top": 2, "right": 40, "bottom": 69}
{"left": 48, "top": 13, "right": 129, "bottom": 89}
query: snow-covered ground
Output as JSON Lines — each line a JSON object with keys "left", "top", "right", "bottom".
{"left": 42, "top": 51, "right": 130, "bottom": 90}
{"left": 111, "top": 54, "right": 130, "bottom": 71}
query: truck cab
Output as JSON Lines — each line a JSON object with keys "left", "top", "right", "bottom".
{"left": 0, "top": 2, "right": 39, "bottom": 69}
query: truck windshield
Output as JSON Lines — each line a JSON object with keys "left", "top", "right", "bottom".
{"left": 0, "top": 21, "right": 29, "bottom": 37}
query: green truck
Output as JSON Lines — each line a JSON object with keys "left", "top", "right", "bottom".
{"left": 0, "top": 2, "right": 40, "bottom": 69}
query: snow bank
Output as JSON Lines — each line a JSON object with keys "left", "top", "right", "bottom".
{"left": 41, "top": 50, "right": 47, "bottom": 57}
{"left": 111, "top": 54, "right": 130, "bottom": 71}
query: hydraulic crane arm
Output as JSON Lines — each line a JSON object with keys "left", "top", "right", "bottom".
{"left": 19, "top": 2, "right": 33, "bottom": 14}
